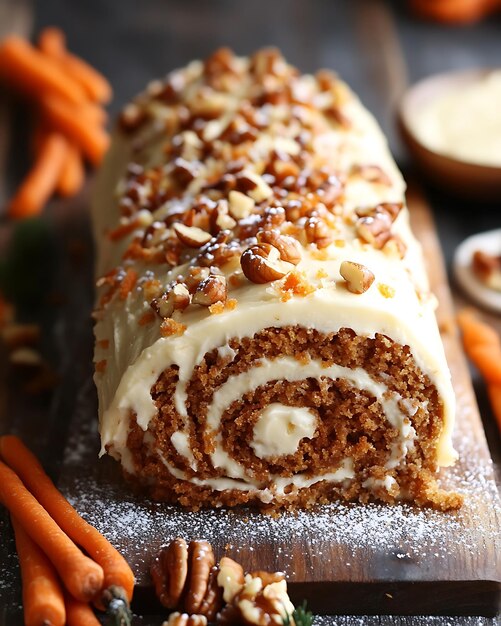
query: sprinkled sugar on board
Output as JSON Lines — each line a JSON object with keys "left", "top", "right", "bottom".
{"left": 56, "top": 185, "right": 501, "bottom": 616}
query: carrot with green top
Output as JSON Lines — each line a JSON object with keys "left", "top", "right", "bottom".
{"left": 38, "top": 26, "right": 112, "bottom": 103}
{"left": 8, "top": 132, "right": 68, "bottom": 219}
{"left": 0, "top": 436, "right": 135, "bottom": 605}
{"left": 65, "top": 594, "right": 101, "bottom": 626}
{"left": 40, "top": 93, "right": 109, "bottom": 165}
{"left": 0, "top": 35, "right": 86, "bottom": 105}
{"left": 11, "top": 516, "right": 66, "bottom": 626}
{"left": 0, "top": 458, "right": 104, "bottom": 601}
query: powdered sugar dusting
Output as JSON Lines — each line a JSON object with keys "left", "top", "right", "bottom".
{"left": 57, "top": 377, "right": 501, "bottom": 588}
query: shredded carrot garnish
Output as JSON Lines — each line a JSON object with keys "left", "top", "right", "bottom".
{"left": 0, "top": 436, "right": 135, "bottom": 604}
{"left": 0, "top": 35, "right": 86, "bottom": 104}
{"left": 95, "top": 359, "right": 107, "bottom": 373}
{"left": 8, "top": 132, "right": 68, "bottom": 219}
{"left": 457, "top": 308, "right": 500, "bottom": 348}
{"left": 378, "top": 283, "right": 395, "bottom": 299}
{"left": 119, "top": 269, "right": 138, "bottom": 300}
{"left": 11, "top": 516, "right": 66, "bottom": 626}
{"left": 138, "top": 310, "right": 156, "bottom": 326}
{"left": 0, "top": 459, "right": 104, "bottom": 602}
{"left": 160, "top": 319, "right": 186, "bottom": 337}
{"left": 97, "top": 339, "right": 110, "bottom": 349}
{"left": 107, "top": 220, "right": 140, "bottom": 242}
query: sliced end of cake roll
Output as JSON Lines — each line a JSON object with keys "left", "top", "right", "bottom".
{"left": 92, "top": 48, "right": 461, "bottom": 511}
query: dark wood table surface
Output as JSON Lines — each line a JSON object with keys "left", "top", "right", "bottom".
{"left": 0, "top": 0, "right": 500, "bottom": 624}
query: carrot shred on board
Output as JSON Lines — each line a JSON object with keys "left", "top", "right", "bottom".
{"left": 8, "top": 132, "right": 68, "bottom": 219}
{"left": 11, "top": 516, "right": 66, "bottom": 626}
{"left": 0, "top": 436, "right": 135, "bottom": 603}
{"left": 38, "top": 26, "right": 112, "bottom": 103}
{"left": 0, "top": 35, "right": 86, "bottom": 105}
{"left": 487, "top": 384, "right": 501, "bottom": 432}
{"left": 40, "top": 93, "right": 109, "bottom": 166}
{"left": 65, "top": 594, "right": 101, "bottom": 626}
{"left": 457, "top": 309, "right": 500, "bottom": 349}
{"left": 0, "top": 458, "right": 104, "bottom": 602}
{"left": 57, "top": 142, "right": 85, "bottom": 197}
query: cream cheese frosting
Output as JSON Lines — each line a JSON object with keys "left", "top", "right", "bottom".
{"left": 92, "top": 49, "right": 457, "bottom": 500}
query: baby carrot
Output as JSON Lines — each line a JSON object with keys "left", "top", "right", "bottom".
{"left": 457, "top": 309, "right": 500, "bottom": 349}
{"left": 8, "top": 132, "right": 68, "bottom": 219}
{"left": 38, "top": 26, "right": 66, "bottom": 58}
{"left": 65, "top": 594, "right": 101, "bottom": 626}
{"left": 0, "top": 459, "right": 104, "bottom": 602}
{"left": 11, "top": 516, "right": 66, "bottom": 626}
{"left": 57, "top": 143, "right": 85, "bottom": 197}
{"left": 467, "top": 344, "right": 501, "bottom": 385}
{"left": 38, "top": 26, "right": 112, "bottom": 103}
{"left": 487, "top": 384, "right": 501, "bottom": 432}
{"left": 0, "top": 436, "right": 135, "bottom": 603}
{"left": 0, "top": 35, "right": 86, "bottom": 105}
{"left": 40, "top": 93, "right": 109, "bottom": 166}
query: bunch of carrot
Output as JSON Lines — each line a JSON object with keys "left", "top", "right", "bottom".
{"left": 0, "top": 28, "right": 112, "bottom": 220}
{"left": 457, "top": 309, "right": 501, "bottom": 432}
{"left": 0, "top": 435, "right": 134, "bottom": 626}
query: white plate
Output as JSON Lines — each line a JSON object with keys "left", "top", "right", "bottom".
{"left": 453, "top": 228, "right": 501, "bottom": 313}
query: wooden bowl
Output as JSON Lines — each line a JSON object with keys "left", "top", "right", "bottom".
{"left": 398, "top": 69, "right": 501, "bottom": 201}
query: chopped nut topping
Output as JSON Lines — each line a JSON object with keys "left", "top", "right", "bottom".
{"left": 228, "top": 190, "right": 255, "bottom": 219}
{"left": 192, "top": 274, "right": 228, "bottom": 306}
{"left": 257, "top": 230, "right": 302, "bottom": 265}
{"left": 173, "top": 223, "right": 212, "bottom": 248}
{"left": 304, "top": 215, "right": 333, "bottom": 248}
{"left": 340, "top": 261, "right": 375, "bottom": 294}
{"left": 240, "top": 244, "right": 294, "bottom": 284}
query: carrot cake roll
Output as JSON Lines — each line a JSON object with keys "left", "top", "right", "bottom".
{"left": 92, "top": 48, "right": 460, "bottom": 511}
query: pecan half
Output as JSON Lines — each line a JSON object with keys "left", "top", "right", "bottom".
{"left": 163, "top": 613, "right": 207, "bottom": 626}
{"left": 240, "top": 244, "right": 294, "bottom": 284}
{"left": 150, "top": 538, "right": 189, "bottom": 609}
{"left": 257, "top": 230, "right": 302, "bottom": 265}
{"left": 192, "top": 275, "right": 228, "bottom": 306}
{"left": 184, "top": 541, "right": 215, "bottom": 615}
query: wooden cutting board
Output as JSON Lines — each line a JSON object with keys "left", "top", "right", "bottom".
{"left": 56, "top": 182, "right": 501, "bottom": 618}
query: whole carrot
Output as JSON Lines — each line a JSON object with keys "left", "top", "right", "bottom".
{"left": 0, "top": 35, "right": 86, "bottom": 105}
{"left": 38, "top": 27, "right": 66, "bottom": 58}
{"left": 0, "top": 436, "right": 135, "bottom": 603}
{"left": 65, "top": 594, "right": 101, "bottom": 626}
{"left": 11, "top": 516, "right": 66, "bottom": 626}
{"left": 38, "top": 26, "right": 112, "bottom": 103}
{"left": 487, "top": 384, "right": 501, "bottom": 432}
{"left": 57, "top": 143, "right": 85, "bottom": 197}
{"left": 40, "top": 93, "right": 109, "bottom": 166}
{"left": 0, "top": 458, "right": 104, "bottom": 602}
{"left": 8, "top": 132, "right": 68, "bottom": 219}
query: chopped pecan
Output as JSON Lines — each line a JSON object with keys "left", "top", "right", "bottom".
{"left": 240, "top": 244, "right": 295, "bottom": 284}
{"left": 192, "top": 275, "right": 227, "bottom": 306}
{"left": 304, "top": 215, "right": 333, "bottom": 248}
{"left": 257, "top": 230, "right": 302, "bottom": 265}
{"left": 228, "top": 190, "right": 255, "bottom": 220}
{"left": 340, "top": 260, "right": 375, "bottom": 294}
{"left": 151, "top": 538, "right": 189, "bottom": 609}
{"left": 174, "top": 224, "right": 212, "bottom": 248}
